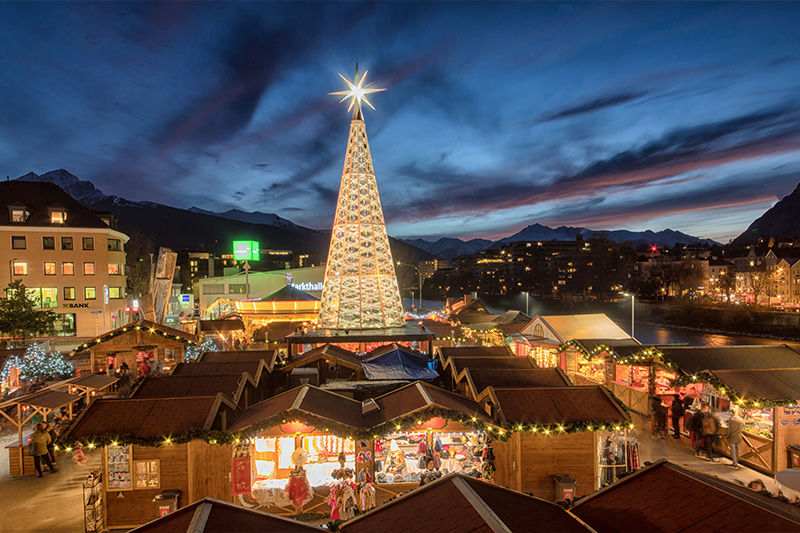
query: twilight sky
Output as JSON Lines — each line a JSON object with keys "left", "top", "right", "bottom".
{"left": 2, "top": 2, "right": 800, "bottom": 244}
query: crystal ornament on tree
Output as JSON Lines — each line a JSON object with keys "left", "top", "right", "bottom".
{"left": 319, "top": 66, "right": 405, "bottom": 329}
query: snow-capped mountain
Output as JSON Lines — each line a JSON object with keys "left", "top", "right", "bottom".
{"left": 494, "top": 224, "right": 719, "bottom": 248}
{"left": 17, "top": 169, "right": 110, "bottom": 206}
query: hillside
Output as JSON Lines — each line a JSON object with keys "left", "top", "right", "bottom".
{"left": 733, "top": 182, "right": 800, "bottom": 246}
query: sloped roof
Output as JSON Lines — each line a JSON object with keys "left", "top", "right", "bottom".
{"left": 0, "top": 180, "right": 110, "bottom": 228}
{"left": 709, "top": 368, "right": 800, "bottom": 402}
{"left": 437, "top": 346, "right": 514, "bottom": 359}
{"left": 199, "top": 318, "right": 245, "bottom": 332}
{"left": 481, "top": 386, "right": 630, "bottom": 426}
{"left": 570, "top": 338, "right": 643, "bottom": 353}
{"left": 171, "top": 361, "right": 263, "bottom": 377}
{"left": 283, "top": 344, "right": 362, "bottom": 371}
{"left": 361, "top": 347, "right": 438, "bottom": 381}
{"left": 493, "top": 310, "right": 533, "bottom": 325}
{"left": 539, "top": 314, "right": 630, "bottom": 342}
{"left": 657, "top": 345, "right": 800, "bottom": 374}
{"left": 63, "top": 373, "right": 119, "bottom": 391}
{"left": 366, "top": 382, "right": 493, "bottom": 426}
{"left": 418, "top": 320, "right": 463, "bottom": 340}
{"left": 444, "top": 355, "right": 537, "bottom": 374}
{"left": 199, "top": 350, "right": 278, "bottom": 368}
{"left": 130, "top": 497, "right": 323, "bottom": 532}
{"left": 260, "top": 284, "right": 320, "bottom": 302}
{"left": 63, "top": 396, "right": 219, "bottom": 440}
{"left": 131, "top": 375, "right": 244, "bottom": 400}
{"left": 229, "top": 385, "right": 363, "bottom": 432}
{"left": 769, "top": 247, "right": 800, "bottom": 261}
{"left": 340, "top": 473, "right": 591, "bottom": 533}
{"left": 571, "top": 460, "right": 800, "bottom": 532}
{"left": 460, "top": 368, "right": 572, "bottom": 394}
{"left": 457, "top": 312, "right": 500, "bottom": 325}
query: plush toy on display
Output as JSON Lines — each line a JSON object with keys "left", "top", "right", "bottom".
{"left": 357, "top": 468, "right": 376, "bottom": 511}
{"left": 329, "top": 452, "right": 358, "bottom": 520}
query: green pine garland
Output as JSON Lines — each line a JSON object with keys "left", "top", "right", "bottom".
{"left": 73, "top": 324, "right": 196, "bottom": 354}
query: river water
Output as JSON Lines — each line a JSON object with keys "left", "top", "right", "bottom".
{"left": 627, "top": 323, "right": 800, "bottom": 352}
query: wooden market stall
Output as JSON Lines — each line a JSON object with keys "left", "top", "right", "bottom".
{"left": 73, "top": 320, "right": 198, "bottom": 376}
{"left": 439, "top": 352, "right": 538, "bottom": 393}
{"left": 60, "top": 394, "right": 238, "bottom": 531}
{"left": 649, "top": 345, "right": 800, "bottom": 475}
{"left": 0, "top": 388, "right": 81, "bottom": 476}
{"left": 476, "top": 385, "right": 633, "bottom": 499}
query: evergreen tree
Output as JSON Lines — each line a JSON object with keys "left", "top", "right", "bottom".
{"left": 0, "top": 280, "right": 57, "bottom": 346}
{"left": 0, "top": 343, "right": 73, "bottom": 382}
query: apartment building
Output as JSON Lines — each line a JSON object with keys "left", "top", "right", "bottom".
{"left": 0, "top": 181, "right": 128, "bottom": 338}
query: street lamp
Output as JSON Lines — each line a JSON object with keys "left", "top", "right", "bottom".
{"left": 623, "top": 292, "right": 635, "bottom": 339}
{"left": 522, "top": 291, "right": 529, "bottom": 316}
{"left": 397, "top": 262, "right": 422, "bottom": 310}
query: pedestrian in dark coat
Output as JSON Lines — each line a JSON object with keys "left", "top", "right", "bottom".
{"left": 688, "top": 409, "right": 704, "bottom": 449}
{"left": 671, "top": 395, "right": 686, "bottom": 438}
{"left": 44, "top": 422, "right": 58, "bottom": 464}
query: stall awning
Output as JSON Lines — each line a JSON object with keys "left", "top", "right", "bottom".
{"left": 361, "top": 348, "right": 438, "bottom": 381}
{"left": 63, "top": 374, "right": 119, "bottom": 391}
{"left": 21, "top": 390, "right": 82, "bottom": 410}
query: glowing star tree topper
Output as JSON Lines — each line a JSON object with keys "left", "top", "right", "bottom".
{"left": 318, "top": 65, "right": 405, "bottom": 330}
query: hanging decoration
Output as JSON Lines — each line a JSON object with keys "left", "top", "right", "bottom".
{"left": 184, "top": 338, "right": 218, "bottom": 362}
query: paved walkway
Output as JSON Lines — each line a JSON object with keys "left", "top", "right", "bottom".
{"left": 629, "top": 413, "right": 799, "bottom": 499}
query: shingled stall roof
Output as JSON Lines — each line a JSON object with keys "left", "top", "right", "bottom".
{"left": 283, "top": 343, "right": 362, "bottom": 371}
{"left": 569, "top": 338, "right": 643, "bottom": 354}
{"left": 657, "top": 344, "right": 800, "bottom": 375}
{"left": 171, "top": 360, "right": 264, "bottom": 377}
{"left": 708, "top": 368, "right": 800, "bottom": 403}
{"left": 571, "top": 460, "right": 800, "bottom": 533}
{"left": 229, "top": 382, "right": 494, "bottom": 437}
{"left": 459, "top": 368, "right": 573, "bottom": 396}
{"left": 479, "top": 386, "right": 630, "bottom": 427}
{"left": 443, "top": 355, "right": 538, "bottom": 374}
{"left": 340, "top": 473, "right": 591, "bottom": 533}
{"left": 436, "top": 346, "right": 514, "bottom": 359}
{"left": 199, "top": 318, "right": 245, "bottom": 332}
{"left": 130, "top": 374, "right": 245, "bottom": 400}
{"left": 62, "top": 396, "right": 221, "bottom": 441}
{"left": 228, "top": 385, "right": 364, "bottom": 433}
{"left": 198, "top": 349, "right": 279, "bottom": 369}
{"left": 130, "top": 497, "right": 323, "bottom": 532}
{"left": 365, "top": 382, "right": 494, "bottom": 427}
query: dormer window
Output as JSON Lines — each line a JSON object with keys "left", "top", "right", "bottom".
{"left": 48, "top": 205, "right": 67, "bottom": 224}
{"left": 8, "top": 203, "right": 29, "bottom": 223}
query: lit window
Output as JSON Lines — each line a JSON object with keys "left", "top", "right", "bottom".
{"left": 64, "top": 287, "right": 76, "bottom": 300}
{"left": 61, "top": 236, "right": 73, "bottom": 250}
{"left": 108, "top": 287, "right": 122, "bottom": 299}
{"left": 41, "top": 288, "right": 57, "bottom": 308}
{"left": 85, "top": 287, "right": 96, "bottom": 300}
{"left": 84, "top": 262, "right": 95, "bottom": 275}
{"left": 44, "top": 262, "right": 56, "bottom": 275}
{"left": 108, "top": 264, "right": 121, "bottom": 275}
{"left": 50, "top": 210, "right": 67, "bottom": 224}
{"left": 10, "top": 208, "right": 28, "bottom": 222}
{"left": 11, "top": 236, "right": 26, "bottom": 249}
{"left": 12, "top": 261, "right": 27, "bottom": 275}
{"left": 82, "top": 237, "right": 94, "bottom": 251}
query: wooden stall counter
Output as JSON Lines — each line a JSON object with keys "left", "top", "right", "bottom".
{"left": 5, "top": 437, "right": 58, "bottom": 477}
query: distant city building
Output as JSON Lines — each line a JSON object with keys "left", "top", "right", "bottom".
{"left": 0, "top": 180, "right": 128, "bottom": 337}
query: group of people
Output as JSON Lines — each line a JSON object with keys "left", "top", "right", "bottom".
{"left": 28, "top": 422, "right": 59, "bottom": 478}
{"left": 650, "top": 394, "right": 744, "bottom": 468}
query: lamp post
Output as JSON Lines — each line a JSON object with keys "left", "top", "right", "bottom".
{"left": 522, "top": 291, "right": 529, "bottom": 316}
{"left": 397, "top": 262, "right": 422, "bottom": 310}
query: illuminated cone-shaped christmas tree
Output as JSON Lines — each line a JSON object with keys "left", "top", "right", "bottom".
{"left": 319, "top": 66, "right": 405, "bottom": 329}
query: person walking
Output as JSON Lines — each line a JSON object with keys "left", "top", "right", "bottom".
{"left": 727, "top": 410, "right": 744, "bottom": 468}
{"left": 701, "top": 407, "right": 721, "bottom": 462}
{"left": 688, "top": 408, "right": 703, "bottom": 449}
{"left": 671, "top": 395, "right": 685, "bottom": 439}
{"left": 29, "top": 422, "right": 57, "bottom": 477}
{"left": 649, "top": 395, "right": 661, "bottom": 436}
{"left": 117, "top": 368, "right": 132, "bottom": 398}
{"left": 44, "top": 422, "right": 58, "bottom": 464}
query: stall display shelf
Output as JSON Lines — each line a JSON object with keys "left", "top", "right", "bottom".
{"left": 83, "top": 470, "right": 103, "bottom": 533}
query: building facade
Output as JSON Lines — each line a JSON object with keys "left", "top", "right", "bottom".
{"left": 0, "top": 181, "right": 128, "bottom": 338}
